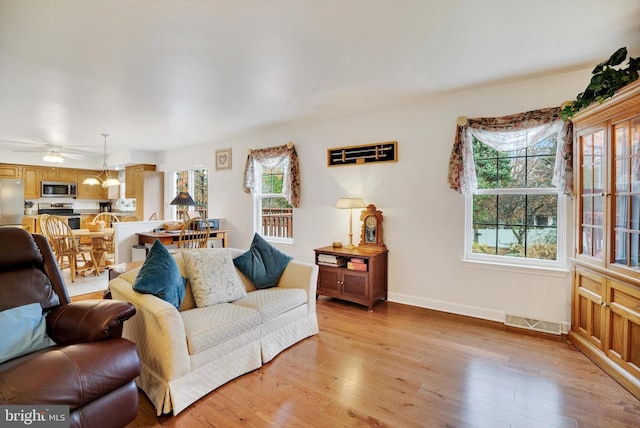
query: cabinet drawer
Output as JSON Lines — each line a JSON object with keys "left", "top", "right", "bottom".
{"left": 609, "top": 279, "right": 640, "bottom": 325}
{"left": 575, "top": 266, "right": 605, "bottom": 303}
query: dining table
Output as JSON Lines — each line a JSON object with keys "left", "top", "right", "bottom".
{"left": 71, "top": 228, "right": 115, "bottom": 275}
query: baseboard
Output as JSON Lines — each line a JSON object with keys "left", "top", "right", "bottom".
{"left": 387, "top": 292, "right": 504, "bottom": 323}
{"left": 387, "top": 292, "right": 570, "bottom": 334}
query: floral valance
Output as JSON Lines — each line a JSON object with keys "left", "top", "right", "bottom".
{"left": 243, "top": 143, "right": 300, "bottom": 207}
{"left": 447, "top": 107, "right": 573, "bottom": 195}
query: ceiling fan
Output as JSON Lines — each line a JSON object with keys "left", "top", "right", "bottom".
{"left": 0, "top": 139, "right": 95, "bottom": 163}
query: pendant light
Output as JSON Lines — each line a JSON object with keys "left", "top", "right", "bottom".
{"left": 83, "top": 133, "right": 121, "bottom": 187}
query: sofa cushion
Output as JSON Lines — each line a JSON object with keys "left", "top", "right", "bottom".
{"left": 233, "top": 234, "right": 292, "bottom": 289}
{"left": 182, "top": 248, "right": 247, "bottom": 307}
{"left": 0, "top": 302, "right": 56, "bottom": 364}
{"left": 180, "top": 303, "right": 261, "bottom": 355}
{"left": 133, "top": 240, "right": 186, "bottom": 309}
{"left": 232, "top": 288, "right": 307, "bottom": 321}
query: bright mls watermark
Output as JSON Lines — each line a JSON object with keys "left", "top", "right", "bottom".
{"left": 0, "top": 406, "right": 69, "bottom": 427}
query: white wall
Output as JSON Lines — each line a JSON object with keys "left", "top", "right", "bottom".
{"left": 157, "top": 68, "right": 593, "bottom": 331}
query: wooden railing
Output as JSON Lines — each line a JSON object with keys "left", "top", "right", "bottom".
{"left": 261, "top": 208, "right": 293, "bottom": 238}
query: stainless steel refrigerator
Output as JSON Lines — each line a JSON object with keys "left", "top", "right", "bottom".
{"left": 0, "top": 178, "right": 25, "bottom": 226}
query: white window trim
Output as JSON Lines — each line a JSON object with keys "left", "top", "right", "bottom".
{"left": 172, "top": 169, "right": 208, "bottom": 221}
{"left": 463, "top": 188, "right": 567, "bottom": 271}
{"left": 252, "top": 163, "right": 294, "bottom": 244}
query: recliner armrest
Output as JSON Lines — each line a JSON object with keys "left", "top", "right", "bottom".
{"left": 46, "top": 300, "right": 137, "bottom": 345}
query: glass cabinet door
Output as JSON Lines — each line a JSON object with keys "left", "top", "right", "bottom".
{"left": 612, "top": 117, "right": 640, "bottom": 269}
{"left": 578, "top": 128, "right": 606, "bottom": 261}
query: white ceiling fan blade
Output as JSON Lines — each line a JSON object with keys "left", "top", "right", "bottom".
{"left": 59, "top": 152, "right": 85, "bottom": 160}
{"left": 10, "top": 148, "right": 44, "bottom": 153}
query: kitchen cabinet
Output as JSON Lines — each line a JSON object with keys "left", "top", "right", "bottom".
{"left": 41, "top": 167, "right": 77, "bottom": 182}
{"left": 0, "top": 164, "right": 23, "bottom": 179}
{"left": 23, "top": 166, "right": 40, "bottom": 199}
{"left": 21, "top": 216, "right": 39, "bottom": 233}
{"left": 568, "top": 79, "right": 640, "bottom": 400}
{"left": 125, "top": 164, "right": 156, "bottom": 198}
{"left": 77, "top": 170, "right": 107, "bottom": 199}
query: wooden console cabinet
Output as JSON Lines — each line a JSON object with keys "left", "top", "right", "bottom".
{"left": 569, "top": 79, "right": 640, "bottom": 400}
{"left": 314, "top": 245, "right": 388, "bottom": 311}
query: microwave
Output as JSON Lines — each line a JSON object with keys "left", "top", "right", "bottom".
{"left": 41, "top": 181, "right": 77, "bottom": 198}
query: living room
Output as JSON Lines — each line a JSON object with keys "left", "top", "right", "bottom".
{"left": 1, "top": 1, "right": 639, "bottom": 427}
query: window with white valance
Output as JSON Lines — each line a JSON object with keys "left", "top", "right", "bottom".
{"left": 243, "top": 143, "right": 300, "bottom": 242}
{"left": 448, "top": 107, "right": 573, "bottom": 268}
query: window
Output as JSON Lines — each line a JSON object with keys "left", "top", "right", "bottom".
{"left": 448, "top": 107, "right": 572, "bottom": 270}
{"left": 253, "top": 160, "right": 293, "bottom": 242}
{"left": 174, "top": 168, "right": 208, "bottom": 220}
{"left": 243, "top": 143, "right": 300, "bottom": 243}
{"left": 466, "top": 135, "right": 565, "bottom": 268}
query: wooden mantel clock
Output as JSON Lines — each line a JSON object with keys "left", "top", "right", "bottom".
{"left": 359, "top": 204, "right": 386, "bottom": 249}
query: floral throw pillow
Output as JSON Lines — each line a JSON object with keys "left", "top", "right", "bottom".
{"left": 182, "top": 248, "right": 247, "bottom": 307}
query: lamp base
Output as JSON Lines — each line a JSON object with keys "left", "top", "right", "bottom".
{"left": 343, "top": 244, "right": 357, "bottom": 249}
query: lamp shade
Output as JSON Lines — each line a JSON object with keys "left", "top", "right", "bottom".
{"left": 170, "top": 192, "right": 196, "bottom": 206}
{"left": 102, "top": 177, "right": 121, "bottom": 188}
{"left": 82, "top": 176, "right": 101, "bottom": 186}
{"left": 335, "top": 198, "right": 366, "bottom": 209}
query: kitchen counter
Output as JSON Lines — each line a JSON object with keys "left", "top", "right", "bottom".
{"left": 74, "top": 211, "right": 139, "bottom": 217}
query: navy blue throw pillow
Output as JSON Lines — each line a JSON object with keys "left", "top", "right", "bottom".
{"left": 233, "top": 233, "right": 292, "bottom": 289}
{"left": 133, "top": 240, "right": 186, "bottom": 308}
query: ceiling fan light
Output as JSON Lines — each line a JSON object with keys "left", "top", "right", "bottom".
{"left": 43, "top": 152, "right": 64, "bottom": 163}
{"left": 83, "top": 176, "right": 102, "bottom": 186}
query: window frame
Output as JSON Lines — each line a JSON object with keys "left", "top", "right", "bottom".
{"left": 463, "top": 146, "right": 567, "bottom": 271}
{"left": 252, "top": 161, "right": 294, "bottom": 244}
{"left": 173, "top": 168, "right": 208, "bottom": 220}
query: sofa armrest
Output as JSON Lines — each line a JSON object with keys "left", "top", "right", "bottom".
{"left": 109, "top": 276, "right": 191, "bottom": 381}
{"left": 46, "top": 300, "right": 136, "bottom": 345}
{"left": 276, "top": 260, "right": 319, "bottom": 315}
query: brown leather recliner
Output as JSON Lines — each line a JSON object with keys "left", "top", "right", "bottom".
{"left": 0, "top": 227, "right": 141, "bottom": 428}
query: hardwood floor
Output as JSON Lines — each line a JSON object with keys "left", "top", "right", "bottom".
{"left": 76, "top": 294, "right": 639, "bottom": 427}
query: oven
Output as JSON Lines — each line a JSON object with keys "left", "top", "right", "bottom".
{"left": 38, "top": 203, "right": 81, "bottom": 230}
{"left": 66, "top": 216, "right": 81, "bottom": 230}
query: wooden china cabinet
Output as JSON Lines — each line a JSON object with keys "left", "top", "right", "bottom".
{"left": 569, "top": 79, "right": 640, "bottom": 400}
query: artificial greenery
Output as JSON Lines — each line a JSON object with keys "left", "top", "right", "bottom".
{"left": 560, "top": 47, "right": 640, "bottom": 120}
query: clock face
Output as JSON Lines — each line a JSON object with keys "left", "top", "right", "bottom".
{"left": 365, "top": 216, "right": 377, "bottom": 243}
{"left": 365, "top": 216, "right": 377, "bottom": 228}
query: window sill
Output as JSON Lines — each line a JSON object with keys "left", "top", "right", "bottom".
{"left": 263, "top": 236, "right": 294, "bottom": 245}
{"left": 462, "top": 259, "right": 570, "bottom": 278}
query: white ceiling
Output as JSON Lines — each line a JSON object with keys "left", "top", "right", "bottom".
{"left": 1, "top": 0, "right": 639, "bottom": 157}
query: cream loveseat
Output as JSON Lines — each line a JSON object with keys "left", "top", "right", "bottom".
{"left": 109, "top": 247, "right": 319, "bottom": 416}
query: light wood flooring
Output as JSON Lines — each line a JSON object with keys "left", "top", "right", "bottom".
{"left": 71, "top": 293, "right": 640, "bottom": 427}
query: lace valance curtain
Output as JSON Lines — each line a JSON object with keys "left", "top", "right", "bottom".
{"left": 447, "top": 107, "right": 573, "bottom": 195}
{"left": 243, "top": 143, "right": 301, "bottom": 207}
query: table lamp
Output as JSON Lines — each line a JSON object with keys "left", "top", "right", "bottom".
{"left": 335, "top": 197, "right": 366, "bottom": 249}
{"left": 170, "top": 192, "right": 196, "bottom": 220}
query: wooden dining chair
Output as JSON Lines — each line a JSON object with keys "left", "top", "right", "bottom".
{"left": 177, "top": 217, "right": 211, "bottom": 249}
{"left": 38, "top": 214, "right": 58, "bottom": 264}
{"left": 40, "top": 215, "right": 99, "bottom": 282}
{"left": 92, "top": 213, "right": 119, "bottom": 265}
{"left": 148, "top": 212, "right": 158, "bottom": 221}
{"left": 93, "top": 212, "right": 120, "bottom": 227}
